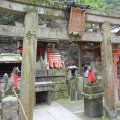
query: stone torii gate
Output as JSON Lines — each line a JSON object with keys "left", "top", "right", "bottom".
{"left": 0, "top": 0, "right": 120, "bottom": 120}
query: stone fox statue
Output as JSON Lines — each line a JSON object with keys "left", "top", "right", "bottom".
{"left": 3, "top": 67, "right": 20, "bottom": 96}
{"left": 11, "top": 67, "right": 20, "bottom": 89}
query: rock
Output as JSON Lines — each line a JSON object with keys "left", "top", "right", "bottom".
{"left": 2, "top": 96, "right": 18, "bottom": 120}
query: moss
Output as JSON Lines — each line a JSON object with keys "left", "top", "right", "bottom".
{"left": 87, "top": 82, "right": 97, "bottom": 86}
{"left": 45, "top": 9, "right": 53, "bottom": 16}
{"left": 47, "top": 69, "right": 68, "bottom": 100}
{"left": 13, "top": 0, "right": 64, "bottom": 8}
{"left": 46, "top": 20, "right": 63, "bottom": 29}
{"left": 69, "top": 34, "right": 82, "bottom": 41}
{"left": 102, "top": 115, "right": 110, "bottom": 120}
{"left": 26, "top": 9, "right": 38, "bottom": 13}
{"left": 23, "top": 7, "right": 38, "bottom": 14}
{"left": 0, "top": 54, "right": 22, "bottom": 62}
{"left": 56, "top": 98, "right": 83, "bottom": 106}
{"left": 4, "top": 86, "right": 20, "bottom": 96}
{"left": 48, "top": 69, "right": 66, "bottom": 76}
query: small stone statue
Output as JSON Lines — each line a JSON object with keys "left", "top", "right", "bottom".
{"left": 3, "top": 73, "right": 9, "bottom": 91}
{"left": 3, "top": 73, "right": 10, "bottom": 97}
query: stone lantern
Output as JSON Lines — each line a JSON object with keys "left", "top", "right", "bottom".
{"left": 66, "top": 66, "right": 84, "bottom": 100}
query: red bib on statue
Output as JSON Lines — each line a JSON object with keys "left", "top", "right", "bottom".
{"left": 88, "top": 71, "right": 95, "bottom": 83}
{"left": 12, "top": 73, "right": 18, "bottom": 88}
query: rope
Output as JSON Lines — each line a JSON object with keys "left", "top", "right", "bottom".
{"left": 12, "top": 87, "right": 29, "bottom": 120}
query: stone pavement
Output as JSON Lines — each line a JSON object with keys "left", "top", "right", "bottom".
{"left": 33, "top": 102, "right": 82, "bottom": 120}
{"left": 56, "top": 99, "right": 102, "bottom": 120}
{"left": 33, "top": 99, "right": 120, "bottom": 120}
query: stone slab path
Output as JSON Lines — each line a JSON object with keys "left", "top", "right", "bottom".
{"left": 33, "top": 102, "right": 82, "bottom": 120}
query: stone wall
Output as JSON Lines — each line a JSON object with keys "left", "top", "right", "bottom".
{"left": 36, "top": 69, "right": 69, "bottom": 100}
{"left": 0, "top": 38, "right": 17, "bottom": 54}
{"left": 50, "top": 77, "right": 69, "bottom": 100}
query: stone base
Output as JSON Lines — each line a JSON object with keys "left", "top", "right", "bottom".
{"left": 102, "top": 114, "right": 119, "bottom": 120}
{"left": 2, "top": 96, "right": 18, "bottom": 120}
{"left": 36, "top": 91, "right": 52, "bottom": 105}
{"left": 84, "top": 97, "right": 103, "bottom": 117}
{"left": 35, "top": 81, "right": 54, "bottom": 105}
{"left": 84, "top": 85, "right": 103, "bottom": 94}
{"left": 103, "top": 108, "right": 117, "bottom": 120}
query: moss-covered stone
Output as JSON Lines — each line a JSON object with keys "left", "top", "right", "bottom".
{"left": 46, "top": 69, "right": 68, "bottom": 100}
{"left": 36, "top": 69, "right": 68, "bottom": 100}
{"left": 84, "top": 97, "right": 103, "bottom": 117}
{"left": 51, "top": 81, "right": 69, "bottom": 100}
{"left": 54, "top": 83, "right": 67, "bottom": 91}
{"left": 84, "top": 85, "right": 103, "bottom": 94}
{"left": 4, "top": 87, "right": 20, "bottom": 96}
{"left": 48, "top": 69, "right": 66, "bottom": 77}
{"left": 52, "top": 91, "right": 68, "bottom": 100}
{"left": 102, "top": 114, "right": 119, "bottom": 120}
{"left": 11, "top": 0, "right": 64, "bottom": 9}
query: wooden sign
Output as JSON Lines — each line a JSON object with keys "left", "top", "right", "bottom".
{"left": 69, "top": 7, "right": 86, "bottom": 35}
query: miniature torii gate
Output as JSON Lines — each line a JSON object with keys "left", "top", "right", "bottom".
{"left": 0, "top": 0, "right": 120, "bottom": 120}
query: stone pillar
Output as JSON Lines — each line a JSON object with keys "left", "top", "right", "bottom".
{"left": 0, "top": 80, "right": 2, "bottom": 103}
{"left": 67, "top": 67, "right": 78, "bottom": 100}
{"left": 0, "top": 75, "right": 2, "bottom": 120}
{"left": 76, "top": 77, "right": 83, "bottom": 100}
{"left": 78, "top": 42, "right": 83, "bottom": 76}
{"left": 0, "top": 103, "right": 1, "bottom": 120}
{"left": 70, "top": 78, "right": 76, "bottom": 101}
{"left": 19, "top": 10, "right": 38, "bottom": 120}
{"left": 101, "top": 22, "right": 116, "bottom": 119}
{"left": 2, "top": 96, "right": 18, "bottom": 120}
{"left": 44, "top": 47, "right": 48, "bottom": 66}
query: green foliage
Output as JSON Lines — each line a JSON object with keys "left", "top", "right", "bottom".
{"left": 68, "top": 43, "right": 79, "bottom": 64}
{"left": 0, "top": 13, "right": 15, "bottom": 25}
{"left": 76, "top": 0, "right": 106, "bottom": 10}
{"left": 0, "top": 13, "right": 24, "bottom": 25}
{"left": 104, "top": 0, "right": 120, "bottom": 11}
{"left": 46, "top": 19, "right": 62, "bottom": 29}
{"left": 76, "top": 0, "right": 120, "bottom": 11}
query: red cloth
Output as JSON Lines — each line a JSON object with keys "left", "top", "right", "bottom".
{"left": 12, "top": 73, "right": 18, "bottom": 88}
{"left": 88, "top": 70, "right": 95, "bottom": 83}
